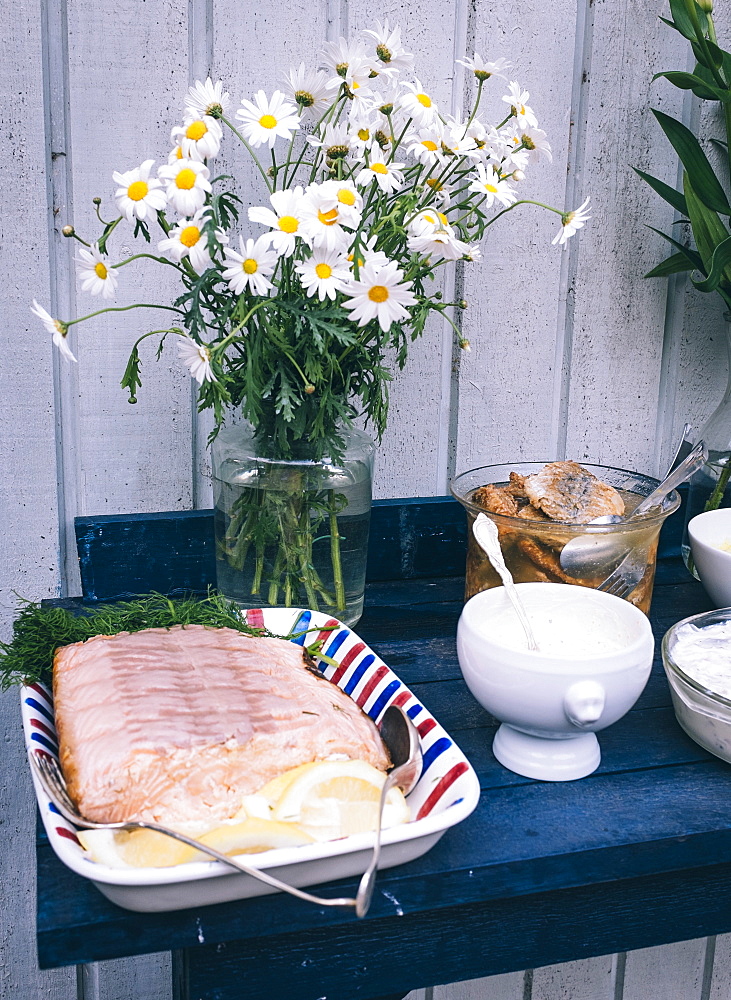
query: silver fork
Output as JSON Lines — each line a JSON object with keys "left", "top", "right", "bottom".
{"left": 29, "top": 749, "right": 359, "bottom": 910}
{"left": 598, "top": 438, "right": 706, "bottom": 601}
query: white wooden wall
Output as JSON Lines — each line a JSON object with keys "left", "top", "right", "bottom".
{"left": 2, "top": 0, "right": 730, "bottom": 997}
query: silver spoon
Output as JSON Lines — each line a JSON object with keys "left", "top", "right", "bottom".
{"left": 472, "top": 513, "right": 540, "bottom": 652}
{"left": 559, "top": 439, "right": 707, "bottom": 579}
{"left": 354, "top": 705, "right": 422, "bottom": 918}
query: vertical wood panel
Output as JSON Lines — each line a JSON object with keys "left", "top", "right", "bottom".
{"left": 433, "top": 971, "right": 525, "bottom": 1000}
{"left": 622, "top": 939, "right": 707, "bottom": 1000}
{"left": 65, "top": 0, "right": 194, "bottom": 516}
{"left": 564, "top": 0, "right": 687, "bottom": 474}
{"left": 532, "top": 954, "right": 616, "bottom": 1000}
{"left": 0, "top": 0, "right": 74, "bottom": 997}
{"left": 454, "top": 0, "right": 578, "bottom": 474}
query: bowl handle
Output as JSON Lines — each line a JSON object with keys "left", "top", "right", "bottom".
{"left": 564, "top": 680, "right": 606, "bottom": 729}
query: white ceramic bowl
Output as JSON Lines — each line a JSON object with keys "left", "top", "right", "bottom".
{"left": 689, "top": 508, "right": 731, "bottom": 608}
{"left": 662, "top": 608, "right": 731, "bottom": 763}
{"left": 456, "top": 583, "right": 654, "bottom": 781}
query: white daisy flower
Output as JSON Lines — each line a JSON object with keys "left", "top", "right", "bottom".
{"left": 235, "top": 90, "right": 300, "bottom": 149}
{"left": 347, "top": 112, "right": 379, "bottom": 155}
{"left": 283, "top": 63, "right": 331, "bottom": 119}
{"left": 502, "top": 81, "right": 538, "bottom": 130}
{"left": 299, "top": 183, "right": 351, "bottom": 252}
{"left": 355, "top": 147, "right": 405, "bottom": 194}
{"left": 185, "top": 78, "right": 230, "bottom": 120}
{"left": 295, "top": 248, "right": 351, "bottom": 301}
{"left": 456, "top": 53, "right": 511, "bottom": 81}
{"left": 468, "top": 163, "right": 517, "bottom": 209}
{"left": 157, "top": 158, "right": 212, "bottom": 216}
{"left": 441, "top": 117, "right": 481, "bottom": 160}
{"left": 158, "top": 208, "right": 213, "bottom": 273}
{"left": 112, "top": 159, "right": 167, "bottom": 223}
{"left": 318, "top": 179, "right": 363, "bottom": 228}
{"left": 406, "top": 124, "right": 446, "bottom": 167}
{"left": 406, "top": 210, "right": 474, "bottom": 261}
{"left": 506, "top": 125, "right": 552, "bottom": 165}
{"left": 342, "top": 260, "right": 417, "bottom": 332}
{"left": 400, "top": 80, "right": 438, "bottom": 128}
{"left": 347, "top": 234, "right": 390, "bottom": 273}
{"left": 248, "top": 186, "right": 309, "bottom": 258}
{"left": 177, "top": 335, "right": 216, "bottom": 384}
{"left": 222, "top": 234, "right": 278, "bottom": 295}
{"left": 31, "top": 299, "right": 77, "bottom": 363}
{"left": 170, "top": 115, "right": 223, "bottom": 160}
{"left": 320, "top": 36, "right": 369, "bottom": 78}
{"left": 307, "top": 122, "right": 352, "bottom": 161}
{"left": 76, "top": 243, "right": 119, "bottom": 299}
{"left": 552, "top": 196, "right": 591, "bottom": 247}
{"left": 363, "top": 20, "right": 414, "bottom": 74}
{"left": 423, "top": 176, "right": 452, "bottom": 208}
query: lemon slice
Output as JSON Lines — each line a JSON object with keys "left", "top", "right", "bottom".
{"left": 272, "top": 759, "right": 410, "bottom": 841}
{"left": 197, "top": 817, "right": 315, "bottom": 855}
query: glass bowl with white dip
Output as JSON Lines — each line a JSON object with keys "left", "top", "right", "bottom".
{"left": 662, "top": 609, "right": 731, "bottom": 763}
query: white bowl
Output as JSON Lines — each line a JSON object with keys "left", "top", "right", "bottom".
{"left": 456, "top": 583, "right": 654, "bottom": 781}
{"left": 689, "top": 508, "right": 731, "bottom": 608}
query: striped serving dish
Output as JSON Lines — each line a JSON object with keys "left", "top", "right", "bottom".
{"left": 22, "top": 607, "right": 480, "bottom": 913}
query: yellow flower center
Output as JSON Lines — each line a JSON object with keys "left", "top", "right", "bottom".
{"left": 437, "top": 211, "right": 448, "bottom": 224}
{"left": 421, "top": 140, "right": 438, "bottom": 151}
{"left": 315, "top": 262, "right": 333, "bottom": 279}
{"left": 358, "top": 128, "right": 370, "bottom": 141}
{"left": 176, "top": 168, "right": 197, "bottom": 190}
{"left": 243, "top": 258, "right": 258, "bottom": 274}
{"left": 278, "top": 215, "right": 299, "bottom": 234}
{"left": 94, "top": 262, "right": 108, "bottom": 279}
{"left": 352, "top": 81, "right": 360, "bottom": 91}
{"left": 337, "top": 188, "right": 356, "bottom": 206}
{"left": 519, "top": 104, "right": 526, "bottom": 115}
{"left": 426, "top": 178, "right": 443, "bottom": 190}
{"left": 180, "top": 225, "right": 201, "bottom": 247}
{"left": 186, "top": 120, "right": 208, "bottom": 140}
{"left": 348, "top": 252, "right": 365, "bottom": 266}
{"left": 416, "top": 93, "right": 432, "bottom": 108}
{"left": 259, "top": 114, "right": 278, "bottom": 129}
{"left": 485, "top": 183, "right": 498, "bottom": 194}
{"left": 371, "top": 162, "right": 388, "bottom": 174}
{"left": 127, "top": 180, "right": 148, "bottom": 201}
{"left": 368, "top": 285, "right": 389, "bottom": 303}
{"left": 317, "top": 208, "right": 338, "bottom": 226}
{"left": 176, "top": 146, "right": 184, "bottom": 159}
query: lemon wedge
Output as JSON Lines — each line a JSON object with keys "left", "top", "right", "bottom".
{"left": 272, "top": 759, "right": 410, "bottom": 841}
{"left": 79, "top": 818, "right": 315, "bottom": 868}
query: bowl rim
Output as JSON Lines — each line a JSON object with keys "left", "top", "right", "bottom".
{"left": 662, "top": 608, "right": 731, "bottom": 707}
{"left": 449, "top": 461, "right": 680, "bottom": 529}
{"left": 688, "top": 507, "right": 731, "bottom": 548}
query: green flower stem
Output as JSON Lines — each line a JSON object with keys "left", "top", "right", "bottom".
{"left": 329, "top": 489, "right": 346, "bottom": 611}
{"left": 705, "top": 459, "right": 731, "bottom": 511}
{"left": 220, "top": 116, "right": 272, "bottom": 192}
{"left": 685, "top": 0, "right": 726, "bottom": 89}
{"left": 463, "top": 78, "right": 485, "bottom": 133}
{"left": 111, "top": 253, "right": 184, "bottom": 271}
{"left": 483, "top": 198, "right": 564, "bottom": 230}
{"left": 65, "top": 302, "right": 184, "bottom": 328}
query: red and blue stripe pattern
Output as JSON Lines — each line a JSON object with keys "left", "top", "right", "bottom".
{"left": 249, "top": 609, "right": 473, "bottom": 822}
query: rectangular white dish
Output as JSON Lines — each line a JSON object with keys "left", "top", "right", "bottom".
{"left": 22, "top": 606, "right": 480, "bottom": 913}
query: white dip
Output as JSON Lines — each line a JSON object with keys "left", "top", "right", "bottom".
{"left": 487, "top": 598, "right": 628, "bottom": 656}
{"left": 672, "top": 621, "right": 731, "bottom": 697}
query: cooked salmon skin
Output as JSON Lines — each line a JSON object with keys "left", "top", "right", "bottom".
{"left": 53, "top": 624, "right": 390, "bottom": 828}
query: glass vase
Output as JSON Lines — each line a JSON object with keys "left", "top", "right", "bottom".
{"left": 211, "top": 423, "right": 375, "bottom": 627}
{"left": 681, "top": 318, "right": 731, "bottom": 577}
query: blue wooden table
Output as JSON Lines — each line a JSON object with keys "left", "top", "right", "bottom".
{"left": 35, "top": 497, "right": 731, "bottom": 1000}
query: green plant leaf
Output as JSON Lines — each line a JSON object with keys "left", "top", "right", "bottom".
{"left": 683, "top": 172, "right": 731, "bottom": 276}
{"left": 652, "top": 71, "right": 731, "bottom": 101}
{"left": 644, "top": 253, "right": 695, "bottom": 278}
{"left": 646, "top": 225, "right": 705, "bottom": 271}
{"left": 653, "top": 109, "right": 731, "bottom": 215}
{"left": 668, "top": 0, "right": 708, "bottom": 39}
{"left": 633, "top": 167, "right": 688, "bottom": 215}
{"left": 691, "top": 235, "right": 731, "bottom": 290}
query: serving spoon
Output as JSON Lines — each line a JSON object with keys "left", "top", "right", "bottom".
{"left": 28, "top": 703, "right": 422, "bottom": 918}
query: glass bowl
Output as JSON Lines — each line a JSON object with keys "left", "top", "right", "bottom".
{"left": 662, "top": 608, "right": 731, "bottom": 763}
{"left": 450, "top": 462, "right": 681, "bottom": 614}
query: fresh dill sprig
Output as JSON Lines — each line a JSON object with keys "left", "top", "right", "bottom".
{"left": 0, "top": 592, "right": 264, "bottom": 691}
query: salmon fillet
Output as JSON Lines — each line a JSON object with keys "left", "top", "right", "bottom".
{"left": 523, "top": 461, "right": 625, "bottom": 523}
{"left": 53, "top": 624, "right": 390, "bottom": 829}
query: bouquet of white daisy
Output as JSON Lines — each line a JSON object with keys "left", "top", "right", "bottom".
{"left": 32, "top": 20, "right": 589, "bottom": 622}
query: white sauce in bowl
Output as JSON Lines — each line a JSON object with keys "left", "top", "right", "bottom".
{"left": 672, "top": 621, "right": 731, "bottom": 698}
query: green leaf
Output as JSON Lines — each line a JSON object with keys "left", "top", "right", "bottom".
{"left": 120, "top": 346, "right": 142, "bottom": 404}
{"left": 683, "top": 172, "right": 731, "bottom": 276}
{"left": 668, "top": 0, "right": 708, "bottom": 41}
{"left": 653, "top": 109, "right": 731, "bottom": 215}
{"left": 644, "top": 253, "right": 695, "bottom": 278}
{"left": 691, "top": 235, "right": 731, "bottom": 290}
{"left": 647, "top": 224, "right": 705, "bottom": 272}
{"left": 652, "top": 70, "right": 731, "bottom": 101}
{"left": 633, "top": 167, "right": 688, "bottom": 215}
